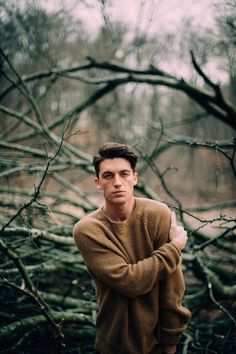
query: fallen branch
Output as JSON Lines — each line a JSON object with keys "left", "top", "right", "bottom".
{"left": 0, "top": 310, "right": 93, "bottom": 341}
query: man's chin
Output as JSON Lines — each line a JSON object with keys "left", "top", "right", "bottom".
{"left": 112, "top": 197, "right": 127, "bottom": 203}
{"left": 109, "top": 195, "right": 128, "bottom": 204}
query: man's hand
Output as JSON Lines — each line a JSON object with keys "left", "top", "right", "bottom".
{"left": 161, "top": 344, "right": 176, "bottom": 354}
{"left": 169, "top": 212, "right": 188, "bottom": 251}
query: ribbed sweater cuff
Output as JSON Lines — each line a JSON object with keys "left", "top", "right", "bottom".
{"left": 163, "top": 242, "right": 181, "bottom": 258}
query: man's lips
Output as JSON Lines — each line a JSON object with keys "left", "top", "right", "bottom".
{"left": 112, "top": 191, "right": 126, "bottom": 195}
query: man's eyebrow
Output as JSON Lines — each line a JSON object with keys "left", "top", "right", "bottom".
{"left": 101, "top": 169, "right": 131, "bottom": 175}
{"left": 101, "top": 170, "right": 113, "bottom": 176}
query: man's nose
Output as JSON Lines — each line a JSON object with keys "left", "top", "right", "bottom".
{"left": 113, "top": 174, "right": 122, "bottom": 186}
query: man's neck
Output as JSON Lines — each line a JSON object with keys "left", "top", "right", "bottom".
{"left": 103, "top": 197, "right": 135, "bottom": 222}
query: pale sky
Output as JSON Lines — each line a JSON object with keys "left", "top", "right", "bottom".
{"left": 39, "top": 0, "right": 218, "bottom": 37}
{"left": 20, "top": 0, "right": 226, "bottom": 81}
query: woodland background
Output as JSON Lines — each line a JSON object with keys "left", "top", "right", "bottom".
{"left": 0, "top": 0, "right": 235, "bottom": 353}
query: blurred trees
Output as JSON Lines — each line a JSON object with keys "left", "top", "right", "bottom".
{"left": 216, "top": 0, "right": 236, "bottom": 103}
{"left": 0, "top": 0, "right": 235, "bottom": 353}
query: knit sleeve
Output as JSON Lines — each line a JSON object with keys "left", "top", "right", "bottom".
{"left": 158, "top": 262, "right": 192, "bottom": 346}
{"left": 154, "top": 204, "right": 191, "bottom": 345}
{"left": 73, "top": 220, "right": 181, "bottom": 298}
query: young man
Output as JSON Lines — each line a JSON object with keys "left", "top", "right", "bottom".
{"left": 73, "top": 142, "right": 191, "bottom": 354}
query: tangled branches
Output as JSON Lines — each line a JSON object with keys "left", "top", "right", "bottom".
{"left": 0, "top": 47, "right": 235, "bottom": 353}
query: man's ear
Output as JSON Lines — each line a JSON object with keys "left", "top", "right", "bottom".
{"left": 134, "top": 172, "right": 138, "bottom": 186}
{"left": 95, "top": 177, "right": 101, "bottom": 189}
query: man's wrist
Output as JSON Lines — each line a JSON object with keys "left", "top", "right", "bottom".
{"left": 160, "top": 344, "right": 177, "bottom": 354}
{"left": 168, "top": 241, "right": 182, "bottom": 256}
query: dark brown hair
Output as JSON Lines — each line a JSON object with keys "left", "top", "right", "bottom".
{"left": 92, "top": 142, "right": 138, "bottom": 177}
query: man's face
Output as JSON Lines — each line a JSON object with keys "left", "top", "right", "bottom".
{"left": 95, "top": 158, "right": 138, "bottom": 205}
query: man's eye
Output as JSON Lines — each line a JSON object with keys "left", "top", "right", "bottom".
{"left": 104, "top": 174, "right": 112, "bottom": 179}
{"left": 121, "top": 172, "right": 129, "bottom": 177}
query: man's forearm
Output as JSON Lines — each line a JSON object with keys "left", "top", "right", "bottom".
{"left": 158, "top": 265, "right": 191, "bottom": 346}
{"left": 74, "top": 227, "right": 181, "bottom": 298}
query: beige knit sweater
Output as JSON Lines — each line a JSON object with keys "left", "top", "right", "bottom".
{"left": 73, "top": 197, "right": 191, "bottom": 354}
